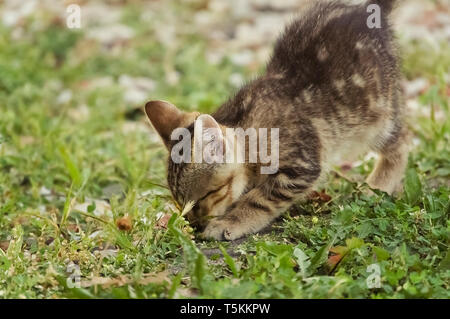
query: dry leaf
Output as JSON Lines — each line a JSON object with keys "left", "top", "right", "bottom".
{"left": 308, "top": 190, "right": 332, "bottom": 202}
{"left": 116, "top": 216, "right": 132, "bottom": 231}
{"left": 66, "top": 223, "right": 80, "bottom": 233}
{"left": 80, "top": 271, "right": 170, "bottom": 288}
{"left": 156, "top": 213, "right": 172, "bottom": 229}
{"left": 327, "top": 246, "right": 350, "bottom": 272}
{"left": 327, "top": 254, "right": 343, "bottom": 270}
{"left": 340, "top": 162, "right": 353, "bottom": 171}
{"left": 0, "top": 241, "right": 9, "bottom": 252}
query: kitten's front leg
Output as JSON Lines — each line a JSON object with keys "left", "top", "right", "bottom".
{"left": 201, "top": 188, "right": 276, "bottom": 241}
{"left": 202, "top": 171, "right": 317, "bottom": 240}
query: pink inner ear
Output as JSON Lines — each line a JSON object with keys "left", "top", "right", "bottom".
{"left": 195, "top": 115, "right": 223, "bottom": 143}
{"left": 198, "top": 114, "right": 218, "bottom": 128}
{"left": 193, "top": 115, "right": 225, "bottom": 163}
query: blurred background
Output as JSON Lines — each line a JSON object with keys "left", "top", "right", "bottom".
{"left": 2, "top": 0, "right": 448, "bottom": 109}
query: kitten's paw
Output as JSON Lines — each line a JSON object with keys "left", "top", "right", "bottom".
{"left": 201, "top": 219, "right": 243, "bottom": 241}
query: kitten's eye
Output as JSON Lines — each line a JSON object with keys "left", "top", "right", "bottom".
{"left": 198, "top": 184, "right": 227, "bottom": 201}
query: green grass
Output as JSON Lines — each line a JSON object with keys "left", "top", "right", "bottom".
{"left": 0, "top": 2, "right": 449, "bottom": 298}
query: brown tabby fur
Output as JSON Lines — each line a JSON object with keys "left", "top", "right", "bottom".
{"left": 144, "top": 0, "right": 410, "bottom": 240}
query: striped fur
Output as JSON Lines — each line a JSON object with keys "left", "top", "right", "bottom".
{"left": 145, "top": 0, "right": 409, "bottom": 240}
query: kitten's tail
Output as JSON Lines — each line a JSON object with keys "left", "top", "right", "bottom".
{"left": 370, "top": 0, "right": 397, "bottom": 14}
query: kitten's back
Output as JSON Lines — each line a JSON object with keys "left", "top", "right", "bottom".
{"left": 268, "top": 0, "right": 398, "bottom": 103}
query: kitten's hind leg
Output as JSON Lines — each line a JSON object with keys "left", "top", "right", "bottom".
{"left": 366, "top": 127, "right": 410, "bottom": 195}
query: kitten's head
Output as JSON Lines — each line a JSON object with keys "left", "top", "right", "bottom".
{"left": 144, "top": 100, "right": 247, "bottom": 229}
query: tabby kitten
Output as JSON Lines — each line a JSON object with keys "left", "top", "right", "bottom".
{"left": 144, "top": 0, "right": 410, "bottom": 240}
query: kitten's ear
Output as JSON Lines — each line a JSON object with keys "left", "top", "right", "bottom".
{"left": 193, "top": 114, "right": 225, "bottom": 164}
{"left": 144, "top": 100, "right": 197, "bottom": 147}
